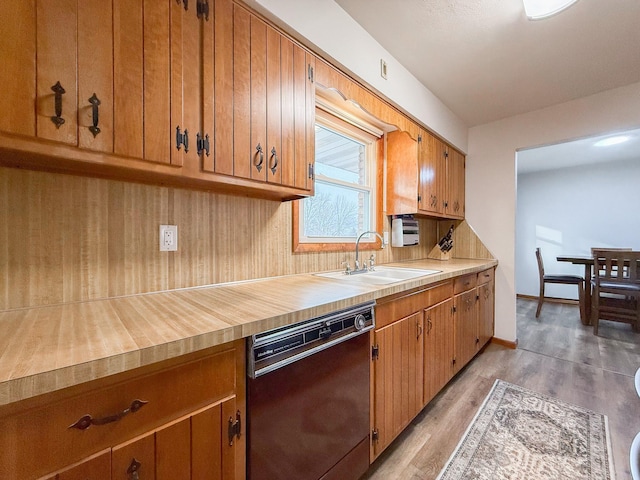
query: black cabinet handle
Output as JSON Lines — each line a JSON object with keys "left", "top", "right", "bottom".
{"left": 50, "top": 81, "right": 66, "bottom": 128}
{"left": 177, "top": 0, "right": 188, "bottom": 11}
{"left": 270, "top": 147, "right": 279, "bottom": 174}
{"left": 88, "top": 93, "right": 101, "bottom": 137}
{"left": 254, "top": 143, "right": 264, "bottom": 172}
{"left": 69, "top": 399, "right": 148, "bottom": 430}
{"left": 127, "top": 458, "right": 142, "bottom": 480}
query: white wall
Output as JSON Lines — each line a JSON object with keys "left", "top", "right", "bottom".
{"left": 468, "top": 81, "right": 640, "bottom": 342}
{"left": 247, "top": 0, "right": 468, "bottom": 152}
{"left": 516, "top": 159, "right": 640, "bottom": 300}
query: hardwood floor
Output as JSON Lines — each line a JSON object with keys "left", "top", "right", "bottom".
{"left": 363, "top": 298, "right": 640, "bottom": 480}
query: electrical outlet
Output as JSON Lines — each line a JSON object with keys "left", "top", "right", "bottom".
{"left": 159, "top": 225, "right": 178, "bottom": 252}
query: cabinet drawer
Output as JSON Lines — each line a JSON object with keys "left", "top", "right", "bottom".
{"left": 427, "top": 281, "right": 453, "bottom": 307}
{"left": 477, "top": 268, "right": 494, "bottom": 285}
{"left": 376, "top": 288, "right": 430, "bottom": 328}
{"left": 453, "top": 274, "right": 476, "bottom": 294}
{"left": 0, "top": 341, "right": 242, "bottom": 479}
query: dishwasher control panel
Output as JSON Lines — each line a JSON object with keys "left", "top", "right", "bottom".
{"left": 248, "top": 301, "right": 375, "bottom": 378}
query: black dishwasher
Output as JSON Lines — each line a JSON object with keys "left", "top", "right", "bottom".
{"left": 247, "top": 302, "right": 375, "bottom": 480}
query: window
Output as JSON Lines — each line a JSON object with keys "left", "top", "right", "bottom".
{"left": 294, "top": 108, "right": 382, "bottom": 252}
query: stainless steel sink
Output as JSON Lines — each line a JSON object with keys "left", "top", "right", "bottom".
{"left": 314, "top": 266, "right": 441, "bottom": 285}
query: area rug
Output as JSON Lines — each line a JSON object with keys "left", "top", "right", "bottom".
{"left": 436, "top": 380, "right": 615, "bottom": 480}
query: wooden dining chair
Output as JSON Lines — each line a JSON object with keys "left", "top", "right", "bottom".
{"left": 591, "top": 249, "right": 640, "bottom": 335}
{"left": 536, "top": 248, "right": 586, "bottom": 322}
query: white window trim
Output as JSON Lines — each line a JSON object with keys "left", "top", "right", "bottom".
{"left": 298, "top": 108, "right": 379, "bottom": 245}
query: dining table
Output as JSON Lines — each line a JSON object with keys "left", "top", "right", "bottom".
{"left": 556, "top": 255, "right": 595, "bottom": 324}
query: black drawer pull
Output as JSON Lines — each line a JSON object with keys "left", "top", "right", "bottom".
{"left": 88, "top": 93, "right": 101, "bottom": 137}
{"left": 254, "top": 143, "right": 264, "bottom": 172}
{"left": 270, "top": 147, "right": 278, "bottom": 174}
{"left": 50, "top": 81, "right": 66, "bottom": 128}
{"left": 69, "top": 399, "right": 148, "bottom": 430}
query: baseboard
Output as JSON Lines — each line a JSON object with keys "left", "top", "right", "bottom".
{"left": 491, "top": 336, "right": 518, "bottom": 349}
{"left": 517, "top": 293, "right": 580, "bottom": 306}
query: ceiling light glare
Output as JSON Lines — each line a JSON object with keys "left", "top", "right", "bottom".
{"left": 594, "top": 136, "right": 630, "bottom": 147}
{"left": 523, "top": 0, "right": 579, "bottom": 20}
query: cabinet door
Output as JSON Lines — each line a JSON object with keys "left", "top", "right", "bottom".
{"left": 423, "top": 298, "right": 455, "bottom": 405}
{"left": 232, "top": 4, "right": 252, "bottom": 179}
{"left": 113, "top": 0, "right": 199, "bottom": 166}
{"left": 170, "top": 0, "right": 201, "bottom": 168}
{"left": 36, "top": 0, "right": 78, "bottom": 145}
{"left": 192, "top": 397, "right": 240, "bottom": 480}
{"left": 40, "top": 449, "right": 111, "bottom": 480}
{"left": 446, "top": 147, "right": 465, "bottom": 219}
{"left": 418, "top": 131, "right": 446, "bottom": 216}
{"left": 302, "top": 50, "right": 316, "bottom": 193}
{"left": 0, "top": 0, "right": 36, "bottom": 137}
{"left": 478, "top": 278, "right": 495, "bottom": 349}
{"left": 202, "top": 0, "right": 234, "bottom": 174}
{"left": 454, "top": 288, "right": 478, "bottom": 372}
{"left": 77, "top": 0, "right": 114, "bottom": 153}
{"left": 386, "top": 130, "right": 419, "bottom": 215}
{"left": 250, "top": 15, "right": 268, "bottom": 182}
{"left": 372, "top": 311, "right": 424, "bottom": 459}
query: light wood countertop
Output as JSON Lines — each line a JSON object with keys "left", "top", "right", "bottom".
{"left": 0, "top": 258, "right": 497, "bottom": 406}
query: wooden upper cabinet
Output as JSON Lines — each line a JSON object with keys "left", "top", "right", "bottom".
{"left": 202, "top": 0, "right": 234, "bottom": 174}
{"left": 78, "top": 0, "right": 114, "bottom": 153}
{"left": 387, "top": 127, "right": 465, "bottom": 220}
{"left": 0, "top": 0, "right": 113, "bottom": 150}
{"left": 0, "top": 0, "right": 314, "bottom": 199}
{"left": 418, "top": 130, "right": 446, "bottom": 216}
{"left": 386, "top": 130, "right": 419, "bottom": 215}
{"left": 36, "top": 0, "right": 78, "bottom": 145}
{"left": 0, "top": 1, "right": 36, "bottom": 137}
{"left": 446, "top": 146, "right": 466, "bottom": 219}
{"left": 215, "top": 4, "right": 314, "bottom": 192}
{"left": 114, "top": 0, "right": 200, "bottom": 166}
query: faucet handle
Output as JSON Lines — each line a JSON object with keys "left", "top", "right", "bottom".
{"left": 341, "top": 261, "right": 352, "bottom": 275}
{"left": 369, "top": 254, "right": 376, "bottom": 271}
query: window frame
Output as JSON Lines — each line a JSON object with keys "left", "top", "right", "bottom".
{"left": 292, "top": 108, "right": 384, "bottom": 253}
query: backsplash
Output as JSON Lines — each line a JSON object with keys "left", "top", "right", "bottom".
{"left": 0, "top": 167, "right": 437, "bottom": 310}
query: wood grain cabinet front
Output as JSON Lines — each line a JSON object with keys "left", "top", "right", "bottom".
{"left": 1, "top": 340, "right": 246, "bottom": 480}
{"left": 0, "top": 0, "right": 316, "bottom": 201}
{"left": 386, "top": 128, "right": 465, "bottom": 220}
{"left": 204, "top": 3, "right": 314, "bottom": 193}
{"left": 452, "top": 269, "right": 495, "bottom": 374}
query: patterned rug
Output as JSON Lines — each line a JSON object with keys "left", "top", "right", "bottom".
{"left": 437, "top": 380, "right": 615, "bottom": 480}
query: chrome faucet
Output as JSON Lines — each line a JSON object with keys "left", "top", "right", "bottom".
{"left": 353, "top": 231, "right": 385, "bottom": 273}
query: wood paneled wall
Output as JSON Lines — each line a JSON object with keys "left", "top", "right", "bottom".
{"left": 0, "top": 167, "right": 437, "bottom": 310}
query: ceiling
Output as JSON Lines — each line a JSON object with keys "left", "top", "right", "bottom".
{"left": 517, "top": 127, "right": 640, "bottom": 174}
{"left": 334, "top": 0, "right": 640, "bottom": 127}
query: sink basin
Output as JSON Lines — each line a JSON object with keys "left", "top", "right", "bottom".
{"left": 314, "top": 266, "right": 441, "bottom": 285}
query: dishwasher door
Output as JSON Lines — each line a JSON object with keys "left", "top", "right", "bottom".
{"left": 247, "top": 332, "right": 370, "bottom": 480}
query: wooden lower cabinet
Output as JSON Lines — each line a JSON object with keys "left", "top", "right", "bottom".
{"left": 423, "top": 298, "right": 455, "bottom": 405}
{"left": 454, "top": 286, "right": 479, "bottom": 373}
{"left": 477, "top": 269, "right": 495, "bottom": 349}
{"left": 2, "top": 340, "right": 245, "bottom": 480}
{"left": 371, "top": 273, "right": 494, "bottom": 459}
{"left": 371, "top": 310, "right": 424, "bottom": 459}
